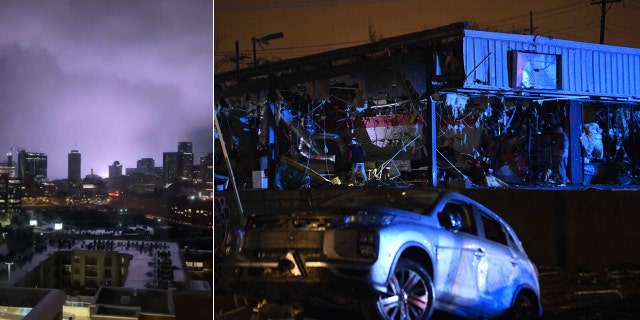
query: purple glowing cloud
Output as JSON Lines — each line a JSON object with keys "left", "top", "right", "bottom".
{"left": 0, "top": 0, "right": 212, "bottom": 179}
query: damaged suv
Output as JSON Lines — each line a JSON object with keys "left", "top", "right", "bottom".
{"left": 221, "top": 190, "right": 541, "bottom": 320}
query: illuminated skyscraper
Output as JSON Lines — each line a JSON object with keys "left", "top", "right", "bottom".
{"left": 163, "top": 152, "right": 178, "bottom": 185}
{"left": 1, "top": 153, "right": 22, "bottom": 215}
{"left": 17, "top": 150, "right": 47, "bottom": 185}
{"left": 198, "top": 153, "right": 213, "bottom": 183}
{"left": 0, "top": 173, "right": 21, "bottom": 216}
{"left": 68, "top": 150, "right": 81, "bottom": 182}
{"left": 0, "top": 153, "right": 16, "bottom": 178}
{"left": 177, "top": 142, "right": 193, "bottom": 182}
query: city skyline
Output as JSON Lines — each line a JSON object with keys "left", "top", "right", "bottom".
{"left": 0, "top": 0, "right": 213, "bottom": 180}
{"left": 4, "top": 141, "right": 211, "bottom": 181}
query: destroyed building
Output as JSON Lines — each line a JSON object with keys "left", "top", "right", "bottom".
{"left": 214, "top": 22, "right": 640, "bottom": 189}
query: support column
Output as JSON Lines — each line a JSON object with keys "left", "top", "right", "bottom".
{"left": 427, "top": 100, "right": 438, "bottom": 187}
{"left": 267, "top": 102, "right": 276, "bottom": 189}
{"left": 424, "top": 48, "right": 438, "bottom": 187}
{"left": 568, "top": 100, "right": 583, "bottom": 184}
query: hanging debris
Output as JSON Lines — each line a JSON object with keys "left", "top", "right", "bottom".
{"left": 580, "top": 122, "right": 604, "bottom": 161}
{"left": 445, "top": 93, "right": 469, "bottom": 119}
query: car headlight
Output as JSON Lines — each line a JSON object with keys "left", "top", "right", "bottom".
{"left": 357, "top": 230, "right": 378, "bottom": 259}
{"left": 332, "top": 228, "right": 379, "bottom": 260}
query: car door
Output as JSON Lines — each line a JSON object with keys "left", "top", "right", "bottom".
{"left": 475, "top": 209, "right": 521, "bottom": 317}
{"left": 434, "top": 202, "right": 484, "bottom": 310}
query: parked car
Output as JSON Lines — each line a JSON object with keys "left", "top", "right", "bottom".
{"left": 221, "top": 190, "right": 541, "bottom": 319}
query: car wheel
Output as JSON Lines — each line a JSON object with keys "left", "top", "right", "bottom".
{"left": 511, "top": 293, "right": 539, "bottom": 320}
{"left": 364, "top": 258, "right": 434, "bottom": 320}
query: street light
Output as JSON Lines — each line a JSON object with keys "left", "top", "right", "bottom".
{"left": 252, "top": 32, "right": 284, "bottom": 66}
{"left": 5, "top": 262, "right": 13, "bottom": 282}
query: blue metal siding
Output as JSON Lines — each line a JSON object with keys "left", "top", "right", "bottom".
{"left": 462, "top": 30, "right": 640, "bottom": 99}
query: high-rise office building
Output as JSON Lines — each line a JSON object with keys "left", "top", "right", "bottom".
{"left": 177, "top": 142, "right": 193, "bottom": 182}
{"left": 109, "top": 161, "right": 123, "bottom": 179}
{"left": 136, "top": 158, "right": 155, "bottom": 173}
{"left": 163, "top": 152, "right": 178, "bottom": 185}
{"left": 178, "top": 153, "right": 193, "bottom": 182}
{"left": 18, "top": 150, "right": 47, "bottom": 184}
{"left": 107, "top": 161, "right": 124, "bottom": 189}
{"left": 198, "top": 153, "right": 213, "bottom": 183}
{"left": 178, "top": 142, "right": 192, "bottom": 153}
{"left": 0, "top": 173, "right": 21, "bottom": 216}
{"left": 68, "top": 150, "right": 81, "bottom": 182}
{"left": 0, "top": 153, "right": 16, "bottom": 178}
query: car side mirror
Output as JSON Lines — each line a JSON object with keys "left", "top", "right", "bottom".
{"left": 439, "top": 211, "right": 462, "bottom": 233}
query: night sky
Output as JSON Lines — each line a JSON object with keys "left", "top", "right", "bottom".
{"left": 215, "top": 0, "right": 640, "bottom": 73}
{"left": 0, "top": 0, "right": 213, "bottom": 180}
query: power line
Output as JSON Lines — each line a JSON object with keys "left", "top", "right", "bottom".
{"left": 483, "top": 12, "right": 530, "bottom": 26}
{"left": 605, "top": 21, "right": 640, "bottom": 33}
{"left": 533, "top": 4, "right": 592, "bottom": 22}
{"left": 541, "top": 21, "right": 601, "bottom": 35}
{"left": 487, "top": 0, "right": 584, "bottom": 23}
{"left": 594, "top": 30, "right": 631, "bottom": 45}
{"left": 625, "top": 0, "right": 640, "bottom": 10}
{"left": 487, "top": 1, "right": 586, "bottom": 29}
{"left": 214, "top": 39, "right": 369, "bottom": 57}
{"left": 216, "top": 3, "right": 592, "bottom": 58}
{"left": 492, "top": 5, "right": 589, "bottom": 31}
{"left": 215, "top": 2, "right": 634, "bottom": 62}
{"left": 543, "top": 25, "right": 600, "bottom": 43}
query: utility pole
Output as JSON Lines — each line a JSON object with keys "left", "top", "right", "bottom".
{"left": 235, "top": 40, "right": 239, "bottom": 71}
{"left": 529, "top": 11, "right": 534, "bottom": 35}
{"left": 591, "top": 0, "right": 621, "bottom": 44}
{"left": 252, "top": 32, "right": 284, "bottom": 66}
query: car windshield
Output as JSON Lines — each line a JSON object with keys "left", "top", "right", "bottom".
{"left": 317, "top": 191, "right": 441, "bottom": 214}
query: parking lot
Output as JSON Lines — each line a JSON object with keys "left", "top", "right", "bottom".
{"left": 215, "top": 264, "right": 640, "bottom": 319}
{"left": 539, "top": 265, "right": 640, "bottom": 319}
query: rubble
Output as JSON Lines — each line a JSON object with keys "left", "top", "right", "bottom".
{"left": 540, "top": 265, "right": 640, "bottom": 319}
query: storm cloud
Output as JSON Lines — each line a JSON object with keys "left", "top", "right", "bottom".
{"left": 0, "top": 0, "right": 212, "bottom": 179}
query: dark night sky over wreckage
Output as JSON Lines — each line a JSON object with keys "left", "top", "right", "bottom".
{"left": 0, "top": 0, "right": 212, "bottom": 179}
{"left": 214, "top": 0, "right": 640, "bottom": 69}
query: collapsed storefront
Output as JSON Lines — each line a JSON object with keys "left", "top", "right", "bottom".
{"left": 214, "top": 22, "right": 640, "bottom": 190}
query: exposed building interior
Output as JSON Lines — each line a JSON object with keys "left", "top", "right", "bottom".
{"left": 215, "top": 22, "right": 640, "bottom": 190}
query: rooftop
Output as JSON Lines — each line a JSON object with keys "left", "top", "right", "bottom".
{"left": 0, "top": 233, "right": 187, "bottom": 291}
{"left": 93, "top": 286, "right": 173, "bottom": 315}
{"left": 123, "top": 241, "right": 186, "bottom": 290}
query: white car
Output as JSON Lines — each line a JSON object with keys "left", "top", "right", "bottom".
{"left": 222, "top": 190, "right": 542, "bottom": 319}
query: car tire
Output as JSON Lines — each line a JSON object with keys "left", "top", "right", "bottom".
{"left": 510, "top": 293, "right": 539, "bottom": 320}
{"left": 362, "top": 258, "right": 434, "bottom": 320}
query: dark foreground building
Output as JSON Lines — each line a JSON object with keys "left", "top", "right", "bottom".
{"left": 0, "top": 287, "right": 66, "bottom": 320}
{"left": 90, "top": 286, "right": 174, "bottom": 320}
